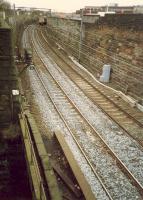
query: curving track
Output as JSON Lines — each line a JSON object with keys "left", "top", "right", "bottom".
{"left": 39, "top": 27, "right": 143, "bottom": 146}
{"left": 22, "top": 25, "right": 143, "bottom": 200}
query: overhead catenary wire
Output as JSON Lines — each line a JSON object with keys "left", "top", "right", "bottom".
{"left": 45, "top": 25, "right": 143, "bottom": 77}
{"left": 43, "top": 27, "right": 143, "bottom": 80}
{"left": 43, "top": 28, "right": 105, "bottom": 65}
{"left": 39, "top": 29, "right": 142, "bottom": 87}
{"left": 47, "top": 23, "right": 143, "bottom": 48}
{"left": 45, "top": 24, "right": 143, "bottom": 70}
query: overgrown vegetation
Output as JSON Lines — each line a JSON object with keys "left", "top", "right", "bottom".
{"left": 0, "top": 0, "right": 40, "bottom": 48}
{"left": 0, "top": 0, "right": 11, "bottom": 27}
{"left": 0, "top": 0, "right": 10, "bottom": 11}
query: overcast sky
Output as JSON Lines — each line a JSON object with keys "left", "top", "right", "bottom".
{"left": 8, "top": 0, "right": 143, "bottom": 12}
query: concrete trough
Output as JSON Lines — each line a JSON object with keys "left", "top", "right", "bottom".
{"left": 55, "top": 131, "right": 97, "bottom": 200}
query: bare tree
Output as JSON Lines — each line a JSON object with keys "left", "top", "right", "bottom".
{"left": 0, "top": 0, "right": 11, "bottom": 11}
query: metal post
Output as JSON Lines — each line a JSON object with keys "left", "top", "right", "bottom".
{"left": 78, "top": 9, "right": 84, "bottom": 63}
{"left": 13, "top": 4, "right": 16, "bottom": 26}
{"left": 49, "top": 9, "right": 52, "bottom": 17}
{"left": 12, "top": 4, "right": 17, "bottom": 45}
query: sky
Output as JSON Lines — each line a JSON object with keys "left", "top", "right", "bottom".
{"left": 8, "top": 0, "right": 143, "bottom": 12}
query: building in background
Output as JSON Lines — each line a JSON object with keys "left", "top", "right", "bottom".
{"left": 134, "top": 6, "right": 143, "bottom": 14}
{"left": 76, "top": 4, "right": 143, "bottom": 15}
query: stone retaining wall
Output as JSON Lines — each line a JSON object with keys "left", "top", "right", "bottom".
{"left": 100, "top": 14, "right": 143, "bottom": 30}
{"left": 47, "top": 16, "right": 143, "bottom": 100}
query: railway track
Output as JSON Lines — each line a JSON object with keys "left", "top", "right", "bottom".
{"left": 22, "top": 26, "right": 143, "bottom": 199}
{"left": 37, "top": 27, "right": 143, "bottom": 146}
{"left": 29, "top": 28, "right": 113, "bottom": 200}
{"left": 44, "top": 25, "right": 143, "bottom": 101}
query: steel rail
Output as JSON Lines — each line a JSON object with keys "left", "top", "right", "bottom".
{"left": 30, "top": 29, "right": 115, "bottom": 200}
{"left": 31, "top": 29, "right": 143, "bottom": 196}
{"left": 45, "top": 25, "right": 143, "bottom": 71}
{"left": 21, "top": 29, "right": 48, "bottom": 200}
{"left": 37, "top": 28, "right": 143, "bottom": 148}
{"left": 42, "top": 28, "right": 143, "bottom": 86}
